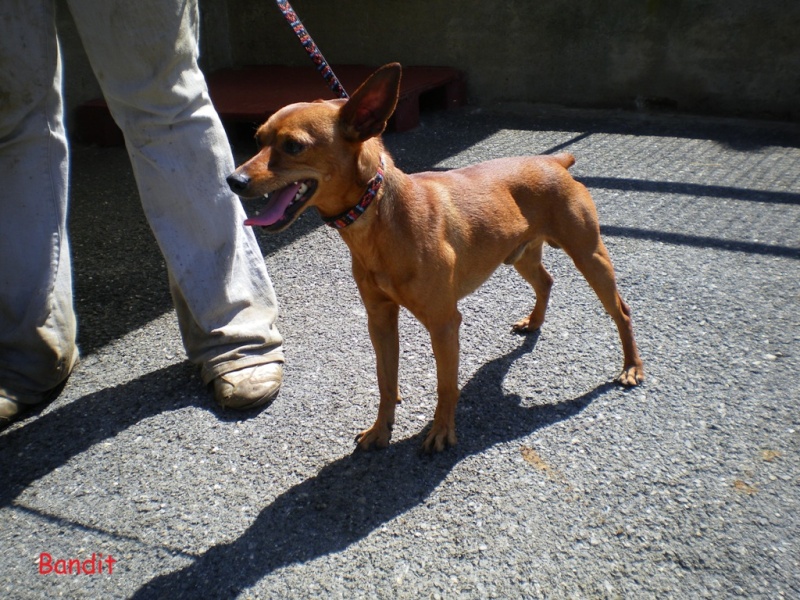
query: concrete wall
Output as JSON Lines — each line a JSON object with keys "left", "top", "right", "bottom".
{"left": 57, "top": 0, "right": 800, "bottom": 122}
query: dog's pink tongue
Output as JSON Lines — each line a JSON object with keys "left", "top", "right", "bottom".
{"left": 244, "top": 182, "right": 302, "bottom": 227}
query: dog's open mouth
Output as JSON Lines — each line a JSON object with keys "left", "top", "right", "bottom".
{"left": 244, "top": 179, "right": 317, "bottom": 231}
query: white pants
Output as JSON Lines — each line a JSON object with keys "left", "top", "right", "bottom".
{"left": 0, "top": 0, "right": 283, "bottom": 400}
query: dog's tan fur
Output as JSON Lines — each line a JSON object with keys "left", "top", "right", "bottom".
{"left": 228, "top": 63, "right": 644, "bottom": 452}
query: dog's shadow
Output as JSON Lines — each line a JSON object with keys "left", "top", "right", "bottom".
{"left": 133, "top": 334, "right": 614, "bottom": 598}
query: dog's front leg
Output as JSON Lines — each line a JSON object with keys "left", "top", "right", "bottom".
{"left": 355, "top": 292, "right": 401, "bottom": 450}
{"left": 422, "top": 309, "right": 462, "bottom": 453}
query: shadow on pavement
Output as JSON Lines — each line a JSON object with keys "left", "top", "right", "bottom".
{"left": 601, "top": 225, "right": 800, "bottom": 259}
{"left": 0, "top": 361, "right": 203, "bottom": 507}
{"left": 130, "top": 334, "right": 614, "bottom": 598}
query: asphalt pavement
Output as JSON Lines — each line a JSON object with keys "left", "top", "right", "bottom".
{"left": 2, "top": 104, "right": 799, "bottom": 599}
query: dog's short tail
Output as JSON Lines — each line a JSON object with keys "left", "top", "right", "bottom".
{"left": 551, "top": 152, "right": 576, "bottom": 169}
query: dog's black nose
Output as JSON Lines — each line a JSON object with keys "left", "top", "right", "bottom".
{"left": 227, "top": 173, "right": 251, "bottom": 193}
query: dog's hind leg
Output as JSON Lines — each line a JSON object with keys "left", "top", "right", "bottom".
{"left": 511, "top": 242, "right": 554, "bottom": 333}
{"left": 564, "top": 236, "right": 644, "bottom": 386}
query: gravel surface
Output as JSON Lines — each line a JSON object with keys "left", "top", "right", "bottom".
{"left": 2, "top": 105, "right": 799, "bottom": 599}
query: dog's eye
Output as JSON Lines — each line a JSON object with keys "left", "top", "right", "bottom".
{"left": 282, "top": 139, "right": 306, "bottom": 156}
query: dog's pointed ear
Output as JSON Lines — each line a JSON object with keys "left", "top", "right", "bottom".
{"left": 340, "top": 63, "right": 402, "bottom": 141}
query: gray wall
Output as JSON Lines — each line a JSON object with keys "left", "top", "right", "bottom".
{"left": 58, "top": 0, "right": 800, "bottom": 123}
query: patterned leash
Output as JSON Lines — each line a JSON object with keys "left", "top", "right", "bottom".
{"left": 275, "top": 0, "right": 349, "bottom": 99}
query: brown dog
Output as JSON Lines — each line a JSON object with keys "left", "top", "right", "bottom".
{"left": 227, "top": 63, "right": 644, "bottom": 453}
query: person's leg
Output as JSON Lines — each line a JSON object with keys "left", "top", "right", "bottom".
{"left": 0, "top": 0, "right": 79, "bottom": 423}
{"left": 66, "top": 0, "right": 284, "bottom": 405}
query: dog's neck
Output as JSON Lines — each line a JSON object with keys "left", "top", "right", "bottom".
{"left": 323, "top": 154, "right": 386, "bottom": 230}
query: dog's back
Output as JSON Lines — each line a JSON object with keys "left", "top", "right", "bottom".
{"left": 405, "top": 151, "right": 591, "bottom": 243}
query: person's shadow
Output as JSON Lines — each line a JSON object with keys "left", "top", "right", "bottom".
{"left": 132, "top": 333, "right": 614, "bottom": 598}
{"left": 0, "top": 361, "right": 206, "bottom": 506}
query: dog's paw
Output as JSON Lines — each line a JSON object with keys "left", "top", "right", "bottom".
{"left": 355, "top": 423, "right": 392, "bottom": 451}
{"left": 511, "top": 317, "right": 542, "bottom": 334}
{"left": 617, "top": 364, "right": 644, "bottom": 387}
{"left": 421, "top": 423, "right": 457, "bottom": 454}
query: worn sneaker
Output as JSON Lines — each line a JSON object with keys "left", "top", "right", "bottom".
{"left": 213, "top": 363, "right": 284, "bottom": 410}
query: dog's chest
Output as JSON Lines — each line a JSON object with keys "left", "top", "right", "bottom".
{"left": 371, "top": 270, "right": 398, "bottom": 297}
{"left": 351, "top": 240, "right": 421, "bottom": 307}
{"left": 359, "top": 260, "right": 409, "bottom": 305}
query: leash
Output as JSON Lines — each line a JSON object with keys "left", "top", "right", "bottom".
{"left": 275, "top": 0, "right": 348, "bottom": 99}
{"left": 275, "top": 1, "right": 386, "bottom": 229}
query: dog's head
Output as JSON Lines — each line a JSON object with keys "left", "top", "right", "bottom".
{"left": 227, "top": 63, "right": 402, "bottom": 231}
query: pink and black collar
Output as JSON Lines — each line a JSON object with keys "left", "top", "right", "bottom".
{"left": 323, "top": 156, "right": 386, "bottom": 230}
